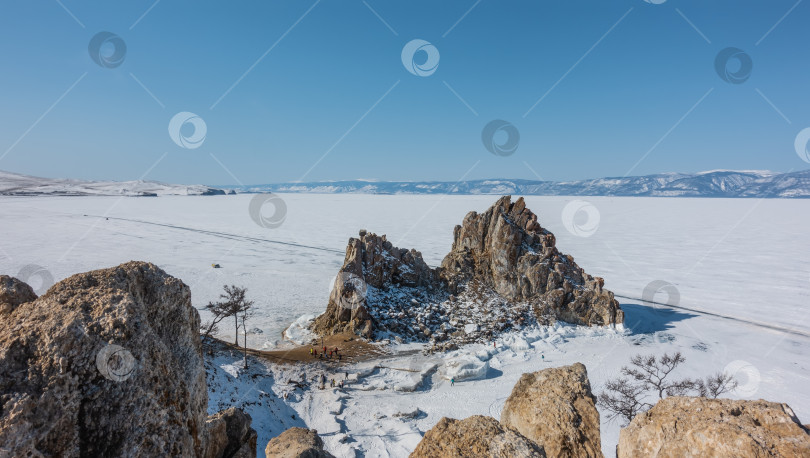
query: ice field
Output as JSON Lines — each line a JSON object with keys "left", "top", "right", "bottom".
{"left": 2, "top": 194, "right": 809, "bottom": 456}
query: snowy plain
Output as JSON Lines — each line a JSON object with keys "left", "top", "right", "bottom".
{"left": 1, "top": 193, "right": 809, "bottom": 456}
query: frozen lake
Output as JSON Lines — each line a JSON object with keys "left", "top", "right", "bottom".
{"left": 2, "top": 194, "right": 808, "bottom": 343}
{"left": 2, "top": 194, "right": 809, "bottom": 455}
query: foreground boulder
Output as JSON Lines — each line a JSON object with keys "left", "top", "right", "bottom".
{"left": 410, "top": 415, "right": 545, "bottom": 457}
{"left": 313, "top": 196, "right": 622, "bottom": 347}
{"left": 206, "top": 407, "right": 258, "bottom": 458}
{"left": 618, "top": 397, "right": 810, "bottom": 457}
{"left": 0, "top": 274, "right": 37, "bottom": 314}
{"left": 264, "top": 427, "right": 335, "bottom": 457}
{"left": 501, "top": 363, "right": 603, "bottom": 458}
{"left": 0, "top": 262, "right": 255, "bottom": 457}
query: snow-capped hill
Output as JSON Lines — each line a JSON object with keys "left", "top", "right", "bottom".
{"left": 234, "top": 169, "right": 810, "bottom": 198}
{"left": 0, "top": 170, "right": 227, "bottom": 196}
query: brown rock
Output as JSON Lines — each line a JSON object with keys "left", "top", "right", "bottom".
{"left": 501, "top": 363, "right": 603, "bottom": 458}
{"left": 312, "top": 232, "right": 439, "bottom": 338}
{"left": 265, "top": 427, "right": 335, "bottom": 458}
{"left": 0, "top": 275, "right": 36, "bottom": 314}
{"left": 312, "top": 196, "right": 622, "bottom": 342}
{"left": 441, "top": 196, "right": 623, "bottom": 327}
{"left": 0, "top": 261, "right": 255, "bottom": 458}
{"left": 410, "top": 415, "right": 545, "bottom": 458}
{"left": 617, "top": 397, "right": 810, "bottom": 458}
{"left": 206, "top": 407, "right": 258, "bottom": 458}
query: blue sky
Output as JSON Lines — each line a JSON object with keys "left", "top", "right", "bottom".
{"left": 0, "top": 0, "right": 807, "bottom": 185}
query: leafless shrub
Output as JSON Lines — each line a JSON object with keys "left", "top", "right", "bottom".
{"left": 599, "top": 352, "right": 737, "bottom": 425}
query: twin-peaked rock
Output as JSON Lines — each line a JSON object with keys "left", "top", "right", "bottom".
{"left": 313, "top": 196, "right": 623, "bottom": 345}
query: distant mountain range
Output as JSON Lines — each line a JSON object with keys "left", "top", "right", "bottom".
{"left": 3, "top": 169, "right": 809, "bottom": 198}
{"left": 0, "top": 170, "right": 227, "bottom": 197}
{"left": 232, "top": 169, "right": 810, "bottom": 198}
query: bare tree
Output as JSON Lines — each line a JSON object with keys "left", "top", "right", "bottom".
{"left": 599, "top": 352, "right": 737, "bottom": 425}
{"left": 200, "top": 285, "right": 254, "bottom": 347}
{"left": 697, "top": 372, "right": 738, "bottom": 398}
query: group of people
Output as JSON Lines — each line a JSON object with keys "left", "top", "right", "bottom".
{"left": 309, "top": 345, "right": 342, "bottom": 361}
{"left": 314, "top": 371, "right": 349, "bottom": 390}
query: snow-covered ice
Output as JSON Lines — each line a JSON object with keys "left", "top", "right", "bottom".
{"left": 2, "top": 193, "right": 809, "bottom": 456}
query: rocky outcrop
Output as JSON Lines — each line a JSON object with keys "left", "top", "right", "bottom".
{"left": 312, "top": 196, "right": 622, "bottom": 347}
{"left": 0, "top": 274, "right": 37, "bottom": 314}
{"left": 617, "top": 397, "right": 810, "bottom": 457}
{"left": 206, "top": 408, "right": 257, "bottom": 458}
{"left": 410, "top": 415, "right": 546, "bottom": 458}
{"left": 441, "top": 196, "right": 622, "bottom": 327}
{"left": 501, "top": 363, "right": 603, "bottom": 458}
{"left": 0, "top": 262, "right": 255, "bottom": 457}
{"left": 312, "top": 231, "right": 441, "bottom": 339}
{"left": 264, "top": 427, "right": 335, "bottom": 458}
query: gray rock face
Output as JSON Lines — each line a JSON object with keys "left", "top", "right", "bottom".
{"left": 0, "top": 275, "right": 37, "bottom": 314}
{"left": 618, "top": 397, "right": 810, "bottom": 458}
{"left": 501, "top": 363, "right": 603, "bottom": 458}
{"left": 409, "top": 415, "right": 546, "bottom": 458}
{"left": 264, "top": 427, "right": 335, "bottom": 458}
{"left": 313, "top": 196, "right": 622, "bottom": 344}
{"left": 0, "top": 262, "right": 255, "bottom": 458}
{"left": 441, "top": 196, "right": 623, "bottom": 327}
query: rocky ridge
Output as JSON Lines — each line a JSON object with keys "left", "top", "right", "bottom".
{"left": 313, "top": 196, "right": 623, "bottom": 349}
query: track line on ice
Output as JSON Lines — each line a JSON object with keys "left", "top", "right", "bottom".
{"left": 78, "top": 214, "right": 345, "bottom": 255}
{"left": 615, "top": 294, "right": 810, "bottom": 338}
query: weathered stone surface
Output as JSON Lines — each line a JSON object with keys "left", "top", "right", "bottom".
{"left": 312, "top": 231, "right": 439, "bottom": 338}
{"left": 0, "top": 275, "right": 36, "bottom": 314}
{"left": 618, "top": 397, "right": 810, "bottom": 458}
{"left": 205, "top": 407, "right": 258, "bottom": 458}
{"left": 0, "top": 261, "right": 255, "bottom": 458}
{"left": 312, "top": 196, "right": 622, "bottom": 345}
{"left": 264, "top": 427, "right": 335, "bottom": 458}
{"left": 501, "top": 363, "right": 603, "bottom": 458}
{"left": 441, "top": 196, "right": 622, "bottom": 327}
{"left": 410, "top": 415, "right": 546, "bottom": 458}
